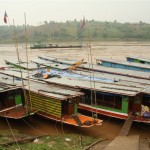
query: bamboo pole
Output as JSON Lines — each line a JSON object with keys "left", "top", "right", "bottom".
{"left": 83, "top": 19, "right": 98, "bottom": 118}
{"left": 7, "top": 16, "right": 29, "bottom": 115}
{"left": 24, "top": 13, "right": 32, "bottom": 110}
{"left": 12, "top": 19, "right": 29, "bottom": 115}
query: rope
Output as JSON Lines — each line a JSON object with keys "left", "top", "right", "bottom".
{"left": 61, "top": 118, "right": 65, "bottom": 135}
{"left": 86, "top": 43, "right": 94, "bottom": 117}
{"left": 5, "top": 117, "right": 21, "bottom": 149}
{"left": 55, "top": 119, "right": 59, "bottom": 135}
{"left": 22, "top": 118, "right": 47, "bottom": 135}
{"left": 23, "top": 93, "right": 58, "bottom": 136}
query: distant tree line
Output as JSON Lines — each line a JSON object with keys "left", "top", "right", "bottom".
{"left": 0, "top": 20, "right": 150, "bottom": 44}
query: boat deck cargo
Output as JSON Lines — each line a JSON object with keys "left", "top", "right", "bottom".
{"left": 38, "top": 56, "right": 150, "bottom": 79}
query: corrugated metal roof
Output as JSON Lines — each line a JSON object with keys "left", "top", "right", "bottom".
{"left": 141, "top": 87, "right": 150, "bottom": 94}
{"left": 0, "top": 82, "right": 20, "bottom": 93}
{"left": 32, "top": 56, "right": 150, "bottom": 79}
{"left": 39, "top": 56, "right": 80, "bottom": 65}
{"left": 73, "top": 70, "right": 150, "bottom": 85}
{"left": 0, "top": 71, "right": 143, "bottom": 96}
{"left": 25, "top": 82, "right": 83, "bottom": 100}
{"left": 31, "top": 58, "right": 150, "bottom": 84}
{"left": 44, "top": 76, "right": 141, "bottom": 96}
{"left": 31, "top": 58, "right": 69, "bottom": 70}
{"left": 5, "top": 60, "right": 45, "bottom": 70}
{"left": 0, "top": 68, "right": 146, "bottom": 96}
{"left": 0, "top": 71, "right": 84, "bottom": 100}
{"left": 80, "top": 63, "right": 150, "bottom": 79}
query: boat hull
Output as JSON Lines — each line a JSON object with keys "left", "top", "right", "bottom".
{"left": 79, "top": 104, "right": 150, "bottom": 124}
{"left": 35, "top": 111, "right": 103, "bottom": 127}
{"left": 30, "top": 45, "right": 82, "bottom": 49}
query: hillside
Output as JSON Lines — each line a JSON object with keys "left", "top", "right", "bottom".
{"left": 0, "top": 20, "right": 150, "bottom": 44}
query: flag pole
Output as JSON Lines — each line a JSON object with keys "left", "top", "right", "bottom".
{"left": 5, "top": 11, "right": 30, "bottom": 116}
{"left": 24, "top": 13, "right": 32, "bottom": 111}
{"left": 83, "top": 18, "right": 98, "bottom": 118}
{"left": 12, "top": 19, "right": 29, "bottom": 115}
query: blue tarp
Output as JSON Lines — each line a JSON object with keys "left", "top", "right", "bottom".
{"left": 36, "top": 68, "right": 114, "bottom": 83}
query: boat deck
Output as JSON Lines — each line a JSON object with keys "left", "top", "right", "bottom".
{"left": 63, "top": 114, "right": 103, "bottom": 127}
{"left": 0, "top": 105, "right": 34, "bottom": 119}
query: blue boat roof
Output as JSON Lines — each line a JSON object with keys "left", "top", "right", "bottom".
{"left": 126, "top": 55, "right": 150, "bottom": 63}
{"left": 96, "top": 58, "right": 150, "bottom": 70}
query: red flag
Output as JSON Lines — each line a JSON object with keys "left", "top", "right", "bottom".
{"left": 4, "top": 11, "right": 8, "bottom": 24}
{"left": 81, "top": 18, "right": 85, "bottom": 28}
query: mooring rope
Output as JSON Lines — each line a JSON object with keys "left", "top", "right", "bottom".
{"left": 22, "top": 118, "right": 47, "bottom": 135}
{"left": 5, "top": 117, "right": 21, "bottom": 149}
{"left": 55, "top": 119, "right": 59, "bottom": 135}
{"left": 61, "top": 119, "right": 65, "bottom": 135}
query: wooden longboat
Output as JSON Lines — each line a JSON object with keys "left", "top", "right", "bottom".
{"left": 30, "top": 57, "right": 150, "bottom": 85}
{"left": 2, "top": 64, "right": 150, "bottom": 123}
{"left": 36, "top": 76, "right": 150, "bottom": 124}
{"left": 38, "top": 56, "right": 150, "bottom": 79}
{"left": 96, "top": 58, "right": 150, "bottom": 72}
{"left": 38, "top": 56, "right": 86, "bottom": 66}
{"left": 30, "top": 58, "right": 69, "bottom": 70}
{"left": 5, "top": 60, "right": 46, "bottom": 71}
{"left": 30, "top": 43, "right": 82, "bottom": 49}
{"left": 0, "top": 82, "right": 35, "bottom": 119}
{"left": 126, "top": 55, "right": 150, "bottom": 65}
{"left": 0, "top": 72, "right": 102, "bottom": 127}
{"left": 25, "top": 83, "right": 102, "bottom": 127}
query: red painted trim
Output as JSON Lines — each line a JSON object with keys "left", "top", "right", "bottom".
{"left": 36, "top": 111, "right": 62, "bottom": 121}
{"left": 79, "top": 105, "right": 127, "bottom": 119}
{"left": 79, "top": 105, "right": 150, "bottom": 123}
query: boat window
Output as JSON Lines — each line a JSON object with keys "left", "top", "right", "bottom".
{"left": 80, "top": 89, "right": 122, "bottom": 109}
{"left": 142, "top": 95, "right": 150, "bottom": 108}
{"left": 134, "top": 97, "right": 140, "bottom": 104}
{"left": 96, "top": 94, "right": 122, "bottom": 109}
{"left": 62, "top": 100, "right": 68, "bottom": 115}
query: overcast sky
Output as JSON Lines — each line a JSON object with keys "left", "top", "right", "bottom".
{"left": 0, "top": 0, "right": 150, "bottom": 26}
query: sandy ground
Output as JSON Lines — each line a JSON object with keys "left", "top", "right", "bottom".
{"left": 0, "top": 41, "right": 150, "bottom": 149}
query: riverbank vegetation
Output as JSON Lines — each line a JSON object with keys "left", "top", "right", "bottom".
{"left": 0, "top": 20, "right": 150, "bottom": 44}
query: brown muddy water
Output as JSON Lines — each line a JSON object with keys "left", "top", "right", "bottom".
{"left": 0, "top": 42, "right": 150, "bottom": 140}
{"left": 0, "top": 115, "right": 149, "bottom": 140}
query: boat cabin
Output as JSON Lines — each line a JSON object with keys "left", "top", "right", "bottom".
{"left": 25, "top": 83, "right": 102, "bottom": 127}
{"left": 79, "top": 88, "right": 150, "bottom": 123}
{"left": 0, "top": 83, "right": 34, "bottom": 119}
{"left": 0, "top": 86, "right": 24, "bottom": 109}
